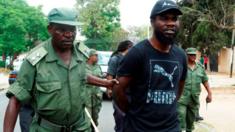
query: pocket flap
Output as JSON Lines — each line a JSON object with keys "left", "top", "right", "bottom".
{"left": 37, "top": 82, "right": 61, "bottom": 93}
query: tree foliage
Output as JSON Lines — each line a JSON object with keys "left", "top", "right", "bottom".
{"left": 0, "top": 0, "right": 49, "bottom": 61}
{"left": 177, "top": 0, "right": 234, "bottom": 54}
{"left": 127, "top": 25, "right": 150, "bottom": 43}
{"left": 76, "top": 0, "right": 122, "bottom": 50}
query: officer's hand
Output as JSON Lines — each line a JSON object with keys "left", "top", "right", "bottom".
{"left": 106, "top": 89, "right": 113, "bottom": 98}
{"left": 106, "top": 79, "right": 119, "bottom": 90}
{"left": 206, "top": 94, "right": 212, "bottom": 103}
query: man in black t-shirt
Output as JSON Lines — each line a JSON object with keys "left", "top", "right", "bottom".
{"left": 113, "top": 0, "right": 187, "bottom": 132}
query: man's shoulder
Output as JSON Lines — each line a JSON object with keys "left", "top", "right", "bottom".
{"left": 171, "top": 44, "right": 186, "bottom": 56}
{"left": 111, "top": 54, "right": 123, "bottom": 61}
{"left": 134, "top": 39, "right": 149, "bottom": 49}
{"left": 26, "top": 40, "right": 49, "bottom": 66}
{"left": 126, "top": 39, "right": 149, "bottom": 56}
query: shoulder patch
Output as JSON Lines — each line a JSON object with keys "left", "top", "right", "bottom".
{"left": 75, "top": 42, "right": 90, "bottom": 58}
{"left": 26, "top": 47, "right": 48, "bottom": 66}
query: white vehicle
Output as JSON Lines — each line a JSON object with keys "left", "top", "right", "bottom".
{"left": 97, "top": 51, "right": 112, "bottom": 75}
{"left": 13, "top": 53, "right": 27, "bottom": 71}
{"left": 97, "top": 51, "right": 112, "bottom": 97}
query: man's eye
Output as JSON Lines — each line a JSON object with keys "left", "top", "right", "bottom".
{"left": 172, "top": 17, "right": 178, "bottom": 21}
{"left": 160, "top": 16, "right": 167, "bottom": 21}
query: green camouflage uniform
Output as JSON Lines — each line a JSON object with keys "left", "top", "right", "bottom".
{"left": 85, "top": 64, "right": 103, "bottom": 126}
{"left": 178, "top": 62, "right": 208, "bottom": 132}
{"left": 6, "top": 39, "right": 91, "bottom": 132}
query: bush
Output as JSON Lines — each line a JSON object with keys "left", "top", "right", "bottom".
{"left": 0, "top": 61, "right": 5, "bottom": 68}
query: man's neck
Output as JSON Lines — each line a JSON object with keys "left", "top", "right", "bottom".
{"left": 188, "top": 61, "right": 196, "bottom": 69}
{"left": 87, "top": 60, "right": 94, "bottom": 65}
{"left": 149, "top": 36, "right": 172, "bottom": 53}
{"left": 52, "top": 44, "right": 72, "bottom": 66}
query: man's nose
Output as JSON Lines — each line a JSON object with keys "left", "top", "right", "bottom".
{"left": 166, "top": 20, "right": 176, "bottom": 27}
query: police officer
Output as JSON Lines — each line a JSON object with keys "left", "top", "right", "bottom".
{"left": 178, "top": 48, "right": 212, "bottom": 132}
{"left": 4, "top": 8, "right": 117, "bottom": 132}
{"left": 85, "top": 49, "right": 103, "bottom": 127}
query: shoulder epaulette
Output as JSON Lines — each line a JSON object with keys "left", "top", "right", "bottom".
{"left": 197, "top": 62, "right": 204, "bottom": 68}
{"left": 74, "top": 42, "right": 90, "bottom": 59}
{"left": 26, "top": 46, "right": 48, "bottom": 66}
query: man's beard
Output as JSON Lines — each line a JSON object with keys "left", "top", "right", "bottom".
{"left": 154, "top": 28, "right": 176, "bottom": 45}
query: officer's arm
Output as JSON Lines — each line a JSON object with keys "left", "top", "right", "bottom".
{"left": 177, "top": 80, "right": 185, "bottom": 100}
{"left": 113, "top": 76, "right": 132, "bottom": 112}
{"left": 4, "top": 96, "right": 21, "bottom": 132}
{"left": 86, "top": 74, "right": 118, "bottom": 88}
{"left": 202, "top": 81, "right": 212, "bottom": 103}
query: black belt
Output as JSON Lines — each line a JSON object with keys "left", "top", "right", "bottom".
{"left": 35, "top": 114, "right": 77, "bottom": 132}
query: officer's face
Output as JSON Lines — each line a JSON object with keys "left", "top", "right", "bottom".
{"left": 188, "top": 54, "right": 196, "bottom": 62}
{"left": 48, "top": 23, "right": 76, "bottom": 50}
{"left": 151, "top": 11, "right": 179, "bottom": 45}
{"left": 89, "top": 54, "right": 98, "bottom": 64}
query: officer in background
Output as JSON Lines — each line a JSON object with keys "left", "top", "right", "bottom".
{"left": 178, "top": 47, "right": 212, "bottom": 132}
{"left": 4, "top": 8, "right": 117, "bottom": 132}
{"left": 85, "top": 49, "right": 103, "bottom": 129}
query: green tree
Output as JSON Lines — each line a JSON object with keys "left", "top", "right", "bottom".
{"left": 177, "top": 0, "right": 234, "bottom": 54}
{"left": 76, "top": 0, "right": 121, "bottom": 50}
{"left": 0, "top": 0, "right": 49, "bottom": 63}
{"left": 127, "top": 25, "right": 150, "bottom": 43}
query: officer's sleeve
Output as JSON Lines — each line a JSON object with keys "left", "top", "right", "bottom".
{"left": 81, "top": 62, "right": 89, "bottom": 83}
{"left": 201, "top": 68, "right": 209, "bottom": 83}
{"left": 6, "top": 60, "right": 36, "bottom": 104}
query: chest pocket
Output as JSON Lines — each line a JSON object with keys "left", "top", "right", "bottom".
{"left": 35, "top": 81, "right": 62, "bottom": 111}
{"left": 195, "top": 72, "right": 204, "bottom": 83}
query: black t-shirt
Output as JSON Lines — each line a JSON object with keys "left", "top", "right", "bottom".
{"left": 117, "top": 39, "right": 187, "bottom": 132}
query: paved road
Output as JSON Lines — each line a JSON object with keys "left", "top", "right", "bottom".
{"left": 0, "top": 90, "right": 115, "bottom": 132}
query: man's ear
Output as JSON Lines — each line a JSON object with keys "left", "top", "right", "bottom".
{"left": 47, "top": 24, "right": 53, "bottom": 35}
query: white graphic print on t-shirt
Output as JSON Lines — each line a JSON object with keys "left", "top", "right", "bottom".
{"left": 146, "top": 60, "right": 179, "bottom": 105}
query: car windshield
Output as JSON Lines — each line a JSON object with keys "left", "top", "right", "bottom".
{"left": 97, "top": 51, "right": 112, "bottom": 65}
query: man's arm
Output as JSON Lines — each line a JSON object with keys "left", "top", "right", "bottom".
{"left": 202, "top": 81, "right": 212, "bottom": 103}
{"left": 86, "top": 74, "right": 118, "bottom": 89}
{"left": 177, "top": 80, "right": 185, "bottom": 100}
{"left": 4, "top": 96, "right": 21, "bottom": 132}
{"left": 113, "top": 76, "right": 132, "bottom": 112}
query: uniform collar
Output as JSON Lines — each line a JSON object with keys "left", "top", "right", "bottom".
{"left": 187, "top": 62, "right": 200, "bottom": 71}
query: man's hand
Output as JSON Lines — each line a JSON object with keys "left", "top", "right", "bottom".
{"left": 106, "top": 79, "right": 119, "bottom": 90}
{"left": 206, "top": 93, "right": 212, "bottom": 103}
{"left": 106, "top": 89, "right": 113, "bottom": 98}
{"left": 203, "top": 81, "right": 212, "bottom": 103}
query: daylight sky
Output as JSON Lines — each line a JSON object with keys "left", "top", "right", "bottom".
{"left": 26, "top": 0, "right": 156, "bottom": 29}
